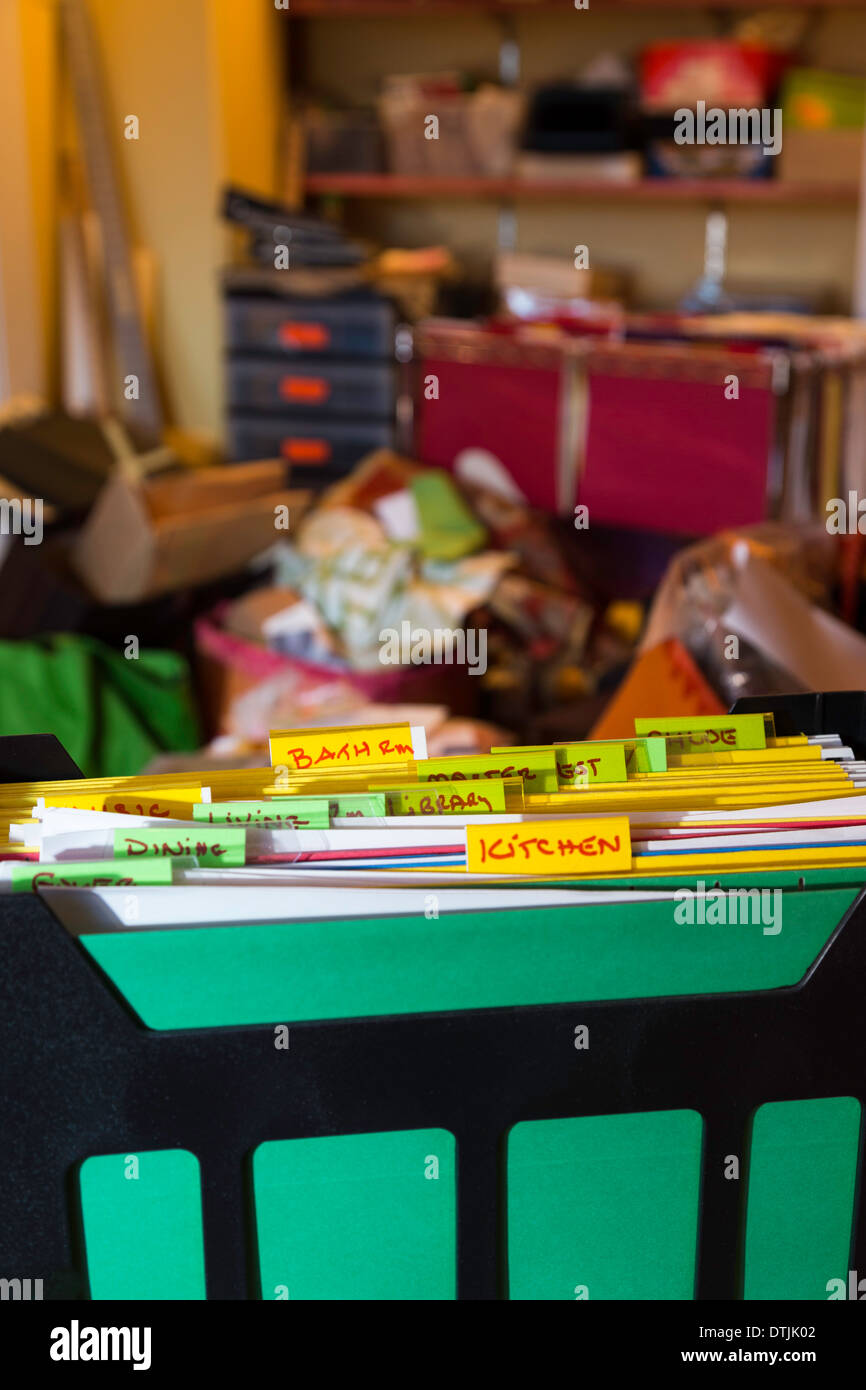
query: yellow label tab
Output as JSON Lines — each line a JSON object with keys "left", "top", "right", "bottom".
{"left": 270, "top": 724, "right": 418, "bottom": 771}
{"left": 101, "top": 793, "right": 202, "bottom": 819}
{"left": 465, "top": 816, "right": 632, "bottom": 875}
{"left": 43, "top": 786, "right": 202, "bottom": 817}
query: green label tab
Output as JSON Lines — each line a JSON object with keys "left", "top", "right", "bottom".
{"left": 113, "top": 827, "right": 246, "bottom": 867}
{"left": 635, "top": 714, "right": 769, "bottom": 752}
{"left": 419, "top": 751, "right": 559, "bottom": 794}
{"left": 499, "top": 739, "right": 666, "bottom": 779}
{"left": 554, "top": 743, "right": 626, "bottom": 785}
{"left": 329, "top": 793, "right": 387, "bottom": 819}
{"left": 12, "top": 859, "right": 173, "bottom": 891}
{"left": 194, "top": 799, "right": 330, "bottom": 828}
{"left": 382, "top": 781, "right": 508, "bottom": 816}
{"left": 494, "top": 742, "right": 629, "bottom": 785}
{"left": 624, "top": 737, "right": 667, "bottom": 774}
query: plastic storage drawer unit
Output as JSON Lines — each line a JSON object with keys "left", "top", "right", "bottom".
{"left": 226, "top": 292, "right": 395, "bottom": 359}
{"left": 228, "top": 413, "right": 394, "bottom": 481}
{"left": 227, "top": 356, "right": 395, "bottom": 419}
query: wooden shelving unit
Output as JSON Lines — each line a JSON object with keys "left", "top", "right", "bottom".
{"left": 286, "top": 0, "right": 866, "bottom": 306}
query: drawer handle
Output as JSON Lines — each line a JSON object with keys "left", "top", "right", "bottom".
{"left": 281, "top": 438, "right": 332, "bottom": 464}
{"left": 280, "top": 376, "right": 330, "bottom": 403}
{"left": 279, "top": 322, "right": 330, "bottom": 349}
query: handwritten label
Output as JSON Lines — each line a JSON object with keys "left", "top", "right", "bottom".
{"left": 382, "top": 781, "right": 508, "bottom": 816}
{"left": 43, "top": 788, "right": 202, "bottom": 817}
{"left": 635, "top": 715, "right": 769, "bottom": 752}
{"left": 494, "top": 743, "right": 627, "bottom": 785}
{"left": 194, "top": 800, "right": 330, "bottom": 829}
{"left": 113, "top": 827, "right": 246, "bottom": 867}
{"left": 466, "top": 817, "right": 631, "bottom": 875}
{"left": 555, "top": 744, "right": 626, "bottom": 785}
{"left": 270, "top": 723, "right": 416, "bottom": 771}
{"left": 12, "top": 860, "right": 173, "bottom": 892}
{"left": 419, "top": 751, "right": 559, "bottom": 794}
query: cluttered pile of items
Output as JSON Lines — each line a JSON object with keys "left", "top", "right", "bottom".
{"left": 193, "top": 447, "right": 643, "bottom": 759}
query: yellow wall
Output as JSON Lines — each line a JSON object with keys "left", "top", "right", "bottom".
{"left": 213, "top": 0, "right": 286, "bottom": 196}
{"left": 16, "top": 0, "right": 285, "bottom": 440}
{"left": 16, "top": 0, "right": 57, "bottom": 399}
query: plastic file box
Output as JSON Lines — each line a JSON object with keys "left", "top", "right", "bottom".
{"left": 3, "top": 697, "right": 866, "bottom": 1301}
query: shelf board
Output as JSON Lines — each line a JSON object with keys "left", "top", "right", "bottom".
{"left": 305, "top": 174, "right": 861, "bottom": 204}
{"left": 290, "top": 0, "right": 866, "bottom": 14}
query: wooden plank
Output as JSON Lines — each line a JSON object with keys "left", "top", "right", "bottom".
{"left": 304, "top": 173, "right": 861, "bottom": 204}
{"left": 289, "top": 0, "right": 866, "bottom": 14}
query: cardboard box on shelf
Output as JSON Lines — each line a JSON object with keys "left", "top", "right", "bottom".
{"left": 779, "top": 68, "right": 866, "bottom": 187}
{"left": 779, "top": 128, "right": 863, "bottom": 186}
{"left": 72, "top": 461, "right": 312, "bottom": 605}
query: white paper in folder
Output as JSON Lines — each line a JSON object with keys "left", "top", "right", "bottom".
{"left": 43, "top": 883, "right": 680, "bottom": 934}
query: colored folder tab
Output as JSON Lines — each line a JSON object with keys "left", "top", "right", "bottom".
{"left": 269, "top": 723, "right": 423, "bottom": 771}
{"left": 113, "top": 827, "right": 246, "bottom": 868}
{"left": 419, "top": 751, "right": 559, "bottom": 795}
{"left": 494, "top": 742, "right": 628, "bottom": 785}
{"left": 380, "top": 780, "right": 512, "bottom": 816}
{"left": 263, "top": 766, "right": 417, "bottom": 796}
{"left": 635, "top": 714, "right": 771, "bottom": 752}
{"left": 12, "top": 859, "right": 172, "bottom": 891}
{"left": 465, "top": 816, "right": 631, "bottom": 875}
{"left": 623, "top": 738, "right": 668, "bottom": 774}
{"left": 43, "top": 787, "right": 203, "bottom": 817}
{"left": 329, "top": 793, "right": 387, "bottom": 818}
{"left": 194, "top": 799, "right": 330, "bottom": 828}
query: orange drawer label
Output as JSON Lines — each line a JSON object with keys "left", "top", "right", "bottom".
{"left": 281, "top": 438, "right": 332, "bottom": 464}
{"left": 279, "top": 375, "right": 330, "bottom": 403}
{"left": 278, "top": 321, "right": 329, "bottom": 349}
